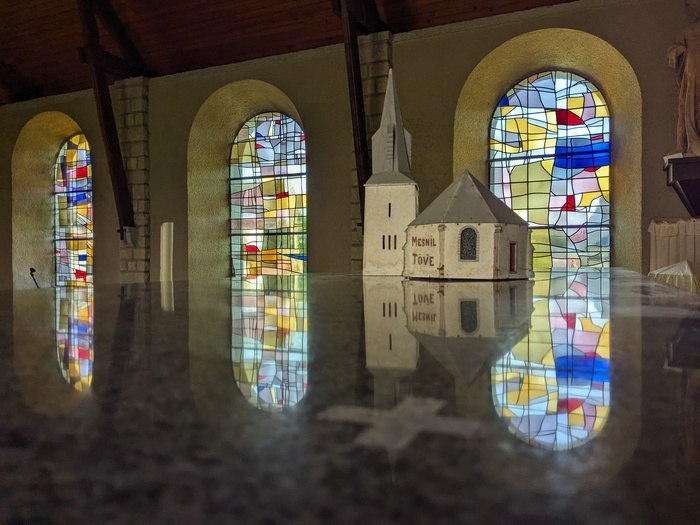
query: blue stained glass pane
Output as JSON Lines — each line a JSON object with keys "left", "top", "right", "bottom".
{"left": 554, "top": 355, "right": 610, "bottom": 382}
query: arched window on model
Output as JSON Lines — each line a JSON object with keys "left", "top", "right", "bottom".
{"left": 489, "top": 71, "right": 611, "bottom": 268}
{"left": 460, "top": 227, "right": 478, "bottom": 260}
{"left": 229, "top": 112, "right": 307, "bottom": 278}
{"left": 230, "top": 112, "right": 308, "bottom": 411}
{"left": 53, "top": 133, "right": 94, "bottom": 391}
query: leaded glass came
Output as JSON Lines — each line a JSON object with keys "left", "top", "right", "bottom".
{"left": 54, "top": 134, "right": 93, "bottom": 286}
{"left": 230, "top": 112, "right": 307, "bottom": 278}
{"left": 489, "top": 71, "right": 610, "bottom": 268}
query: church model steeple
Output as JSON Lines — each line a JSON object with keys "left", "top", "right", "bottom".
{"left": 362, "top": 69, "right": 419, "bottom": 276}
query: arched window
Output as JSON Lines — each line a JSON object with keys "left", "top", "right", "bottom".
{"left": 230, "top": 112, "right": 307, "bottom": 278}
{"left": 54, "top": 134, "right": 93, "bottom": 285}
{"left": 53, "top": 134, "right": 94, "bottom": 392}
{"left": 460, "top": 227, "right": 478, "bottom": 260}
{"left": 489, "top": 71, "right": 610, "bottom": 268}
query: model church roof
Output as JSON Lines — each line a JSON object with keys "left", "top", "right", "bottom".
{"left": 410, "top": 171, "right": 528, "bottom": 226}
{"left": 366, "top": 69, "right": 415, "bottom": 186}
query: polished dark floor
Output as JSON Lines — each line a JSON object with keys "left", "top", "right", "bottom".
{"left": 1, "top": 269, "right": 699, "bottom": 524}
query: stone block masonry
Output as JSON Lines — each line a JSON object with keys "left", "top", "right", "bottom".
{"left": 113, "top": 76, "right": 151, "bottom": 284}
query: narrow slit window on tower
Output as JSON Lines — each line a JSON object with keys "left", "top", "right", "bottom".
{"left": 388, "top": 202, "right": 392, "bottom": 217}
{"left": 382, "top": 235, "right": 386, "bottom": 250}
{"left": 510, "top": 242, "right": 518, "bottom": 273}
{"left": 394, "top": 235, "right": 397, "bottom": 250}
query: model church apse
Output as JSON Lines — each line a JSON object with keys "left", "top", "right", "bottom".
{"left": 362, "top": 69, "right": 419, "bottom": 276}
{"left": 404, "top": 172, "right": 532, "bottom": 280}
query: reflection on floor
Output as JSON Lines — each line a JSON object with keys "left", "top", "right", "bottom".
{"left": 3, "top": 269, "right": 700, "bottom": 523}
{"left": 231, "top": 276, "right": 308, "bottom": 411}
{"left": 55, "top": 285, "right": 94, "bottom": 392}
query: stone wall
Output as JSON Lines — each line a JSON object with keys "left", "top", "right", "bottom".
{"left": 113, "top": 77, "right": 151, "bottom": 283}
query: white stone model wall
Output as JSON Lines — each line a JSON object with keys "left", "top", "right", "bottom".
{"left": 404, "top": 222, "right": 530, "bottom": 280}
{"left": 363, "top": 183, "right": 417, "bottom": 275}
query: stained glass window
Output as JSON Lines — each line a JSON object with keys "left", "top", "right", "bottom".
{"left": 489, "top": 71, "right": 610, "bottom": 268}
{"left": 230, "top": 112, "right": 306, "bottom": 278}
{"left": 56, "top": 286, "right": 94, "bottom": 391}
{"left": 54, "top": 134, "right": 93, "bottom": 286}
{"left": 232, "top": 275, "right": 308, "bottom": 411}
{"left": 491, "top": 270, "right": 610, "bottom": 450}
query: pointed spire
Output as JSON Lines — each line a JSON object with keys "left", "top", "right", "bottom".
{"left": 371, "top": 69, "right": 412, "bottom": 177}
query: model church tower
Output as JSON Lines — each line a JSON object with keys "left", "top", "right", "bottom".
{"left": 362, "top": 69, "right": 418, "bottom": 276}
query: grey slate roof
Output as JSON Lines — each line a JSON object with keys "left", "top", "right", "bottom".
{"left": 365, "top": 171, "right": 417, "bottom": 186}
{"left": 409, "top": 171, "right": 528, "bottom": 226}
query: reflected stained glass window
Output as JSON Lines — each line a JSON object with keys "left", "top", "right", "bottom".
{"left": 232, "top": 275, "right": 308, "bottom": 411}
{"left": 230, "top": 112, "right": 307, "bottom": 278}
{"left": 56, "top": 286, "right": 94, "bottom": 391}
{"left": 489, "top": 71, "right": 610, "bottom": 268}
{"left": 491, "top": 270, "right": 610, "bottom": 450}
{"left": 54, "top": 134, "right": 93, "bottom": 286}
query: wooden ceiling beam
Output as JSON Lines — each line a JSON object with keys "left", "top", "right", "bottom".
{"left": 78, "top": 47, "right": 150, "bottom": 79}
{"left": 335, "top": 0, "right": 387, "bottom": 217}
{"left": 77, "top": 0, "right": 135, "bottom": 234}
{"left": 333, "top": 0, "right": 388, "bottom": 34}
{"left": 93, "top": 0, "right": 154, "bottom": 76}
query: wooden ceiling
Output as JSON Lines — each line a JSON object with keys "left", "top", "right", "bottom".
{"left": 0, "top": 0, "right": 577, "bottom": 105}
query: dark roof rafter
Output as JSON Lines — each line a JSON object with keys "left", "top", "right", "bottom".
{"left": 0, "top": 0, "right": 579, "bottom": 105}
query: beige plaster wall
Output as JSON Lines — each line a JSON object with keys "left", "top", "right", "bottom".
{"left": 0, "top": 94, "right": 120, "bottom": 290}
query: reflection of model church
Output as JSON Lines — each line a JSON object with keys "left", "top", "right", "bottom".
{"left": 363, "top": 70, "right": 532, "bottom": 280}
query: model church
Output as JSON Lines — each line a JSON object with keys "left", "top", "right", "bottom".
{"left": 363, "top": 71, "right": 532, "bottom": 280}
